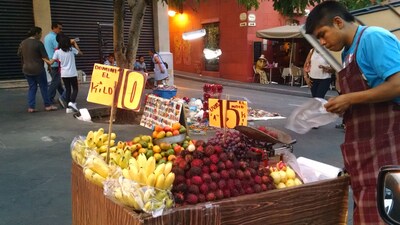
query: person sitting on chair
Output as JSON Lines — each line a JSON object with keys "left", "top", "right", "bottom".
{"left": 255, "top": 54, "right": 269, "bottom": 84}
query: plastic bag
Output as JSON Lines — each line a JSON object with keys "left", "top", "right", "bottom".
{"left": 285, "top": 98, "right": 339, "bottom": 134}
{"left": 70, "top": 136, "right": 89, "bottom": 166}
{"left": 103, "top": 176, "right": 174, "bottom": 217}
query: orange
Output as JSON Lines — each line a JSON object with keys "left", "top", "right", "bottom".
{"left": 152, "top": 131, "right": 158, "bottom": 139}
{"left": 153, "top": 145, "right": 161, "bottom": 153}
{"left": 172, "top": 122, "right": 181, "bottom": 131}
{"left": 172, "top": 130, "right": 180, "bottom": 136}
{"left": 155, "top": 125, "right": 164, "bottom": 132}
{"left": 168, "top": 155, "right": 177, "bottom": 161}
{"left": 138, "top": 148, "right": 147, "bottom": 154}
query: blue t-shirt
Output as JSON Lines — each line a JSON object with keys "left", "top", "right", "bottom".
{"left": 342, "top": 26, "right": 400, "bottom": 103}
{"left": 44, "top": 31, "right": 59, "bottom": 68}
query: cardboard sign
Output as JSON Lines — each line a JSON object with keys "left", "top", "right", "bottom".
{"left": 87, "top": 64, "right": 145, "bottom": 111}
{"left": 208, "top": 98, "right": 248, "bottom": 128}
{"left": 140, "top": 94, "right": 183, "bottom": 130}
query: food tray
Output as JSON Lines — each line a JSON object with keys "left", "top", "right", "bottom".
{"left": 235, "top": 126, "right": 293, "bottom": 145}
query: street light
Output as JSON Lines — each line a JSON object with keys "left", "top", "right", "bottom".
{"left": 182, "top": 29, "right": 206, "bottom": 40}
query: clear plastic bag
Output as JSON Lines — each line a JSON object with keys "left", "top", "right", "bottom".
{"left": 103, "top": 176, "right": 175, "bottom": 217}
{"left": 285, "top": 98, "right": 339, "bottom": 134}
{"left": 70, "top": 136, "right": 88, "bottom": 166}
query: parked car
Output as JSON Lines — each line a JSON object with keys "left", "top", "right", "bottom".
{"left": 377, "top": 165, "right": 400, "bottom": 225}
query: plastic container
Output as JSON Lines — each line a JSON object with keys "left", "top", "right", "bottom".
{"left": 153, "top": 89, "right": 177, "bottom": 99}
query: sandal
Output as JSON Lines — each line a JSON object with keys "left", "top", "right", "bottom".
{"left": 45, "top": 105, "right": 58, "bottom": 111}
{"left": 28, "top": 108, "right": 37, "bottom": 113}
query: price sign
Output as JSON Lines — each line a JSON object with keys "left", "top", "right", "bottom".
{"left": 208, "top": 99, "right": 248, "bottom": 128}
{"left": 87, "top": 64, "right": 145, "bottom": 111}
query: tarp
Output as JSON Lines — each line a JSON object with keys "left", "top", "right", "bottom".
{"left": 256, "top": 25, "right": 304, "bottom": 39}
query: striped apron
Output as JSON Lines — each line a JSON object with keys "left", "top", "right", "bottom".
{"left": 339, "top": 27, "right": 400, "bottom": 224}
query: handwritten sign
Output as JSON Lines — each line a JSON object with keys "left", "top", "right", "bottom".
{"left": 208, "top": 98, "right": 248, "bottom": 128}
{"left": 140, "top": 94, "right": 183, "bottom": 130}
{"left": 87, "top": 64, "right": 145, "bottom": 111}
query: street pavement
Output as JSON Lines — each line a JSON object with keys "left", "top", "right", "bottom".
{"left": 0, "top": 72, "right": 350, "bottom": 225}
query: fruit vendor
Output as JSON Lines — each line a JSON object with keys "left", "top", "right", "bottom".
{"left": 305, "top": 1, "right": 400, "bottom": 225}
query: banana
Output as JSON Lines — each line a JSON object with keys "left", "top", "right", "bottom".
{"left": 143, "top": 188, "right": 155, "bottom": 202}
{"left": 108, "top": 139, "right": 115, "bottom": 147}
{"left": 155, "top": 173, "right": 165, "bottom": 189}
{"left": 87, "top": 156, "right": 110, "bottom": 178}
{"left": 145, "top": 157, "right": 156, "bottom": 176}
{"left": 154, "top": 163, "right": 165, "bottom": 178}
{"left": 119, "top": 156, "right": 129, "bottom": 169}
{"left": 99, "top": 145, "right": 108, "bottom": 153}
{"left": 164, "top": 162, "right": 172, "bottom": 176}
{"left": 117, "top": 141, "right": 125, "bottom": 149}
{"left": 138, "top": 169, "right": 147, "bottom": 185}
{"left": 86, "top": 130, "right": 94, "bottom": 142}
{"left": 122, "top": 168, "right": 131, "bottom": 179}
{"left": 125, "top": 193, "right": 141, "bottom": 210}
{"left": 110, "top": 132, "right": 117, "bottom": 140}
{"left": 146, "top": 173, "right": 156, "bottom": 187}
{"left": 163, "top": 172, "right": 175, "bottom": 190}
{"left": 116, "top": 148, "right": 124, "bottom": 156}
{"left": 101, "top": 133, "right": 109, "bottom": 142}
{"left": 129, "top": 167, "right": 139, "bottom": 183}
{"left": 154, "top": 190, "right": 168, "bottom": 201}
{"left": 83, "top": 167, "right": 105, "bottom": 187}
{"left": 143, "top": 201, "right": 152, "bottom": 212}
{"left": 129, "top": 157, "right": 139, "bottom": 170}
{"left": 137, "top": 153, "right": 147, "bottom": 169}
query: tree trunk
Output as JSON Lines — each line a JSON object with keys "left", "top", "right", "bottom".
{"left": 113, "top": 0, "right": 148, "bottom": 124}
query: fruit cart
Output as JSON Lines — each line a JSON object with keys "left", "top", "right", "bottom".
{"left": 71, "top": 161, "right": 349, "bottom": 225}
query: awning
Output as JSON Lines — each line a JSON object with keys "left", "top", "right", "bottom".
{"left": 256, "top": 25, "right": 304, "bottom": 39}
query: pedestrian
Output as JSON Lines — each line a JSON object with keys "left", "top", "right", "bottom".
{"left": 255, "top": 55, "right": 269, "bottom": 84}
{"left": 104, "top": 53, "right": 117, "bottom": 66}
{"left": 148, "top": 49, "right": 168, "bottom": 86}
{"left": 17, "top": 26, "right": 58, "bottom": 112}
{"left": 50, "top": 34, "right": 82, "bottom": 113}
{"left": 305, "top": 1, "right": 400, "bottom": 224}
{"left": 303, "top": 48, "right": 334, "bottom": 98}
{"left": 134, "top": 55, "right": 147, "bottom": 73}
{"left": 44, "top": 21, "right": 66, "bottom": 108}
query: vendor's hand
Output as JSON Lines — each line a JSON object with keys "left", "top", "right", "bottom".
{"left": 324, "top": 95, "right": 351, "bottom": 115}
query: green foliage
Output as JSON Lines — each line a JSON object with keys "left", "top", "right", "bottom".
{"left": 267, "top": 0, "right": 322, "bottom": 18}
{"left": 337, "top": 0, "right": 379, "bottom": 11}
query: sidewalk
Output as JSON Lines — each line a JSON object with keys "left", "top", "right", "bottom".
{"left": 0, "top": 70, "right": 339, "bottom": 99}
{"left": 174, "top": 70, "right": 339, "bottom": 98}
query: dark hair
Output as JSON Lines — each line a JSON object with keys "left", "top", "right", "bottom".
{"left": 58, "top": 34, "right": 72, "bottom": 52}
{"left": 56, "top": 32, "right": 64, "bottom": 42}
{"left": 108, "top": 53, "right": 114, "bottom": 57}
{"left": 27, "top": 26, "right": 42, "bottom": 37}
{"left": 51, "top": 21, "right": 63, "bottom": 29}
{"left": 305, "top": 1, "right": 355, "bottom": 34}
{"left": 138, "top": 55, "right": 144, "bottom": 59}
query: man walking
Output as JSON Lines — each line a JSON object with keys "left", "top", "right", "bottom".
{"left": 44, "top": 21, "right": 66, "bottom": 108}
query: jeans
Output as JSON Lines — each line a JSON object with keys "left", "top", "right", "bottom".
{"left": 310, "top": 77, "right": 331, "bottom": 99}
{"left": 62, "top": 77, "right": 79, "bottom": 104}
{"left": 48, "top": 67, "right": 65, "bottom": 102}
{"left": 25, "top": 71, "right": 52, "bottom": 108}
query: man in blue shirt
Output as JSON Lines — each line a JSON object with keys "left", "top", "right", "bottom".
{"left": 44, "top": 21, "right": 66, "bottom": 107}
{"left": 305, "top": 1, "right": 400, "bottom": 224}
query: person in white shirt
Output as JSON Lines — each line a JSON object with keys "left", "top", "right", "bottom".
{"left": 303, "top": 48, "right": 334, "bottom": 98}
{"left": 50, "top": 34, "right": 82, "bottom": 113}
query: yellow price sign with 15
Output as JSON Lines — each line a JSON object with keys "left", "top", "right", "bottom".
{"left": 87, "top": 63, "right": 145, "bottom": 111}
{"left": 208, "top": 98, "right": 248, "bottom": 128}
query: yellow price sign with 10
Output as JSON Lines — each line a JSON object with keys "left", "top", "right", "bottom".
{"left": 208, "top": 98, "right": 248, "bottom": 128}
{"left": 87, "top": 63, "right": 145, "bottom": 111}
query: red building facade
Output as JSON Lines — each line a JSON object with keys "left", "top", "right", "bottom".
{"left": 169, "top": 0, "right": 309, "bottom": 83}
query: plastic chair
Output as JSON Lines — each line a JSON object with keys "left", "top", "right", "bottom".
{"left": 290, "top": 64, "right": 304, "bottom": 86}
